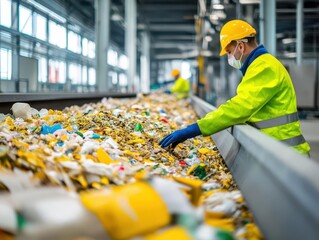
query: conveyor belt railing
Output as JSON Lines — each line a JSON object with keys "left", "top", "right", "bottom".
{"left": 0, "top": 93, "right": 136, "bottom": 114}
{"left": 192, "top": 95, "right": 319, "bottom": 240}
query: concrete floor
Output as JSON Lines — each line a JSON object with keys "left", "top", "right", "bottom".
{"left": 300, "top": 119, "right": 319, "bottom": 162}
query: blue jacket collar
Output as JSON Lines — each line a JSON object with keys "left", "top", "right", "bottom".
{"left": 240, "top": 44, "right": 268, "bottom": 76}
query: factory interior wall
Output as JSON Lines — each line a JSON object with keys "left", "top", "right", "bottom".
{"left": 19, "top": 56, "right": 38, "bottom": 92}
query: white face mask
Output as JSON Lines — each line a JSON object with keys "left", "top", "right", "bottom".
{"left": 228, "top": 43, "right": 244, "bottom": 69}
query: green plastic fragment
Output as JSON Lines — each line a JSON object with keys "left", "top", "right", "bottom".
{"left": 193, "top": 164, "right": 207, "bottom": 180}
{"left": 75, "top": 131, "right": 84, "bottom": 138}
{"left": 161, "top": 169, "right": 168, "bottom": 175}
{"left": 17, "top": 212, "right": 27, "bottom": 230}
{"left": 134, "top": 123, "right": 143, "bottom": 131}
{"left": 216, "top": 229, "right": 235, "bottom": 240}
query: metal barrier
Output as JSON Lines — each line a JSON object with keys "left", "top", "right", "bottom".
{"left": 192, "top": 95, "right": 319, "bottom": 240}
{"left": 0, "top": 92, "right": 136, "bottom": 114}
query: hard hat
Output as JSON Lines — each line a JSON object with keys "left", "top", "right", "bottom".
{"left": 171, "top": 69, "right": 180, "bottom": 78}
{"left": 219, "top": 19, "right": 256, "bottom": 56}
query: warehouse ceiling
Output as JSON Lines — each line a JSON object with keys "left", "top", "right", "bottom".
{"left": 52, "top": 0, "right": 319, "bottom": 60}
{"left": 135, "top": 0, "right": 199, "bottom": 59}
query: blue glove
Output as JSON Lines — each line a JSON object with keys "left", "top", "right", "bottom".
{"left": 159, "top": 123, "right": 201, "bottom": 148}
{"left": 164, "top": 90, "right": 171, "bottom": 94}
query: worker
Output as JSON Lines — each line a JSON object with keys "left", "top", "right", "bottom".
{"left": 159, "top": 19, "right": 310, "bottom": 156}
{"left": 165, "top": 69, "right": 190, "bottom": 99}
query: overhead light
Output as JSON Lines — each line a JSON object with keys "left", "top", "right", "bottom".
{"left": 212, "top": 4, "right": 224, "bottom": 10}
{"left": 211, "top": 0, "right": 224, "bottom": 10}
{"left": 282, "top": 38, "right": 296, "bottom": 44}
{"left": 111, "top": 14, "right": 122, "bottom": 21}
{"left": 284, "top": 52, "right": 297, "bottom": 58}
{"left": 239, "top": 0, "right": 260, "bottom": 4}
{"left": 205, "top": 35, "right": 213, "bottom": 42}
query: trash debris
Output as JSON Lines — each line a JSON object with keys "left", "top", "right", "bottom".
{"left": 0, "top": 93, "right": 263, "bottom": 240}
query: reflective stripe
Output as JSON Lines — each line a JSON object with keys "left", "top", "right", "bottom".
{"left": 280, "top": 135, "right": 306, "bottom": 147}
{"left": 247, "top": 112, "right": 299, "bottom": 129}
{"left": 248, "top": 112, "right": 306, "bottom": 147}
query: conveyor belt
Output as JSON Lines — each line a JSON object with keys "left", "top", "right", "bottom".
{"left": 192, "top": 95, "right": 319, "bottom": 240}
{"left": 2, "top": 93, "right": 319, "bottom": 239}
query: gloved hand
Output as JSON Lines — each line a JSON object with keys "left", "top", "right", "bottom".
{"left": 164, "top": 90, "right": 171, "bottom": 94}
{"left": 159, "top": 123, "right": 201, "bottom": 148}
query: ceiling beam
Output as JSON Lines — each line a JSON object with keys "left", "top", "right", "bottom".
{"left": 153, "top": 50, "right": 199, "bottom": 60}
{"left": 277, "top": 7, "right": 319, "bottom": 13}
{"left": 140, "top": 4, "right": 197, "bottom": 11}
{"left": 144, "top": 15, "right": 195, "bottom": 23}
{"left": 149, "top": 24, "right": 195, "bottom": 32}
{"left": 151, "top": 42, "right": 196, "bottom": 49}
{"left": 154, "top": 35, "right": 196, "bottom": 40}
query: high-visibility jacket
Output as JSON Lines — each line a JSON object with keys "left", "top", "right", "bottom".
{"left": 171, "top": 77, "right": 190, "bottom": 99}
{"left": 197, "top": 46, "right": 310, "bottom": 155}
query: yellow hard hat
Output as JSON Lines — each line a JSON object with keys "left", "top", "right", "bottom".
{"left": 219, "top": 19, "right": 256, "bottom": 56}
{"left": 171, "top": 69, "right": 180, "bottom": 78}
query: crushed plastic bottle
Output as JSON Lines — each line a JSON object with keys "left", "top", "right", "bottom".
{"left": 41, "top": 124, "right": 63, "bottom": 135}
{"left": 11, "top": 102, "right": 32, "bottom": 120}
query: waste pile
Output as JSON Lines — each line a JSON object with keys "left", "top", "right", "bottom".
{"left": 0, "top": 92, "right": 263, "bottom": 240}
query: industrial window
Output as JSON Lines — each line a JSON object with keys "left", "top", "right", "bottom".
{"left": 35, "top": 13, "right": 46, "bottom": 41}
{"left": 119, "top": 73, "right": 127, "bottom": 87}
{"left": 107, "top": 49, "right": 118, "bottom": 66}
{"left": 0, "top": 31, "right": 11, "bottom": 46}
{"left": 88, "top": 40, "right": 95, "bottom": 59}
{"left": 82, "top": 38, "right": 88, "bottom": 56}
{"left": 0, "top": 0, "right": 11, "bottom": 28}
{"left": 181, "top": 61, "right": 192, "bottom": 79}
{"left": 20, "top": 39, "right": 33, "bottom": 54}
{"left": 38, "top": 57, "right": 47, "bottom": 82}
{"left": 68, "top": 63, "right": 81, "bottom": 84}
{"left": 19, "top": 5, "right": 32, "bottom": 35}
{"left": 0, "top": 48, "right": 12, "bottom": 80}
{"left": 160, "top": 60, "right": 192, "bottom": 82}
{"left": 118, "top": 54, "right": 128, "bottom": 70}
{"left": 68, "top": 31, "right": 81, "bottom": 54}
{"left": 49, "top": 20, "right": 66, "bottom": 49}
{"left": 48, "top": 59, "right": 66, "bottom": 83}
{"left": 109, "top": 71, "right": 118, "bottom": 85}
{"left": 27, "top": 0, "right": 66, "bottom": 24}
{"left": 88, "top": 67, "right": 95, "bottom": 85}
{"left": 82, "top": 66, "right": 87, "bottom": 84}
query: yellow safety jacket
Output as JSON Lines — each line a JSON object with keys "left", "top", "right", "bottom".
{"left": 197, "top": 48, "right": 310, "bottom": 155}
{"left": 171, "top": 77, "right": 190, "bottom": 99}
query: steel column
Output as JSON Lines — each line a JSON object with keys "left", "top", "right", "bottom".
{"left": 125, "top": 0, "right": 137, "bottom": 92}
{"left": 95, "top": 0, "right": 110, "bottom": 92}
{"left": 296, "top": 0, "right": 304, "bottom": 65}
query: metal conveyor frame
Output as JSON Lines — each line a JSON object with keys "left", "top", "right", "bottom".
{"left": 192, "top": 95, "right": 319, "bottom": 240}
{"left": 0, "top": 93, "right": 136, "bottom": 114}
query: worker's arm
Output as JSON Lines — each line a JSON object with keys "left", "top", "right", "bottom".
{"left": 159, "top": 64, "right": 279, "bottom": 148}
{"left": 198, "top": 65, "right": 279, "bottom": 136}
{"left": 163, "top": 79, "right": 175, "bottom": 85}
